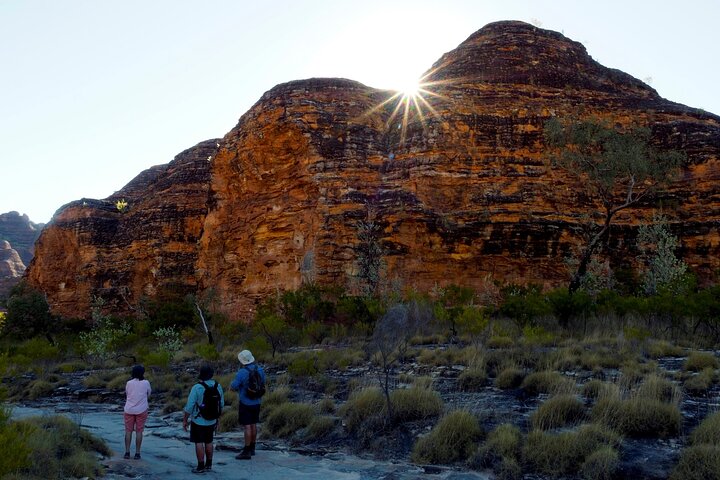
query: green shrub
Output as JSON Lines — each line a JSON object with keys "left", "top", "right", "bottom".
{"left": 495, "top": 368, "right": 525, "bottom": 390}
{"left": 458, "top": 367, "right": 487, "bottom": 391}
{"left": 411, "top": 410, "right": 482, "bottom": 464}
{"left": 27, "top": 380, "right": 54, "bottom": 400}
{"left": 339, "top": 387, "right": 386, "bottom": 433}
{"left": 580, "top": 446, "right": 620, "bottom": 480}
{"left": 390, "top": 387, "right": 443, "bottom": 422}
{"left": 143, "top": 351, "right": 171, "bottom": 368}
{"left": 264, "top": 402, "right": 315, "bottom": 438}
{"left": 0, "top": 409, "right": 32, "bottom": 476}
{"left": 471, "top": 423, "right": 522, "bottom": 470}
{"left": 684, "top": 369, "right": 715, "bottom": 396}
{"left": 670, "top": 445, "right": 720, "bottom": 480}
{"left": 106, "top": 373, "right": 129, "bottom": 391}
{"left": 592, "top": 397, "right": 681, "bottom": 438}
{"left": 684, "top": 351, "right": 719, "bottom": 372}
{"left": 305, "top": 416, "right": 336, "bottom": 441}
{"left": 531, "top": 394, "right": 585, "bottom": 430}
{"left": 218, "top": 409, "right": 238, "bottom": 432}
{"left": 288, "top": 353, "right": 319, "bottom": 378}
{"left": 690, "top": 411, "right": 720, "bottom": 446}
{"left": 195, "top": 343, "right": 219, "bottom": 361}
{"left": 259, "top": 387, "right": 291, "bottom": 421}
{"left": 521, "top": 371, "right": 575, "bottom": 396}
{"left": 523, "top": 424, "right": 620, "bottom": 476}
{"left": 9, "top": 415, "right": 108, "bottom": 478}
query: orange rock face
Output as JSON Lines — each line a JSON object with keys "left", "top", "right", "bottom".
{"left": 28, "top": 21, "right": 720, "bottom": 320}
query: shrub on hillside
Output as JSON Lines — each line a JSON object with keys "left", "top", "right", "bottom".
{"left": 305, "top": 416, "right": 336, "bottom": 442}
{"left": 411, "top": 410, "right": 482, "bottom": 464}
{"left": 259, "top": 387, "right": 291, "bottom": 422}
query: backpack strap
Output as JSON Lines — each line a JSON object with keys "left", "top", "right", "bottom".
{"left": 195, "top": 381, "right": 210, "bottom": 418}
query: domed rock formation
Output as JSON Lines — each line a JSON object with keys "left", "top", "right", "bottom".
{"left": 27, "top": 21, "right": 720, "bottom": 320}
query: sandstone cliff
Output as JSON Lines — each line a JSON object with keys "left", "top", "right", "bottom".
{"left": 27, "top": 21, "right": 720, "bottom": 320}
{"left": 0, "top": 212, "right": 42, "bottom": 297}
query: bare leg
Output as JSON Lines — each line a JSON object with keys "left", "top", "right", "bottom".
{"left": 124, "top": 431, "right": 132, "bottom": 454}
{"left": 195, "top": 443, "right": 205, "bottom": 464}
{"left": 244, "top": 425, "right": 252, "bottom": 447}
{"left": 135, "top": 431, "right": 143, "bottom": 454}
{"left": 250, "top": 424, "right": 257, "bottom": 445}
{"left": 205, "top": 443, "right": 213, "bottom": 466}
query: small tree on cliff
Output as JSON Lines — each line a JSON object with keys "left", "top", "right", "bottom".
{"left": 544, "top": 118, "right": 684, "bottom": 294}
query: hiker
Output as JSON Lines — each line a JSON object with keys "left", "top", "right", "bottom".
{"left": 183, "top": 364, "right": 225, "bottom": 473}
{"left": 230, "top": 349, "right": 266, "bottom": 460}
{"left": 123, "top": 364, "right": 151, "bottom": 460}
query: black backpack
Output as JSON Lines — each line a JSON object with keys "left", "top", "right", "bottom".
{"left": 197, "top": 381, "right": 222, "bottom": 420}
{"left": 245, "top": 366, "right": 266, "bottom": 399}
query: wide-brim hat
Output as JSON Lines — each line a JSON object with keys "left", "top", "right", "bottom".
{"left": 237, "top": 350, "right": 255, "bottom": 365}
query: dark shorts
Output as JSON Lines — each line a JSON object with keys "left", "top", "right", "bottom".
{"left": 238, "top": 402, "right": 260, "bottom": 426}
{"left": 190, "top": 422, "right": 215, "bottom": 444}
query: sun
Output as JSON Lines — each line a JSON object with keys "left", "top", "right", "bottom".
{"left": 399, "top": 78, "right": 421, "bottom": 99}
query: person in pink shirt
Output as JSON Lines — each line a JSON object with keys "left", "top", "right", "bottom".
{"left": 124, "top": 364, "right": 152, "bottom": 459}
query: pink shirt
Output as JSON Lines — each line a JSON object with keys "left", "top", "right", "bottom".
{"left": 124, "top": 379, "right": 151, "bottom": 414}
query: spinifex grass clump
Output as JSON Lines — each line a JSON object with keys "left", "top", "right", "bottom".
{"left": 520, "top": 371, "right": 575, "bottom": 396}
{"left": 592, "top": 397, "right": 681, "bottom": 438}
{"left": 495, "top": 367, "right": 525, "bottom": 389}
{"left": 683, "top": 368, "right": 715, "bottom": 396}
{"left": 470, "top": 423, "right": 522, "bottom": 475}
{"left": 531, "top": 394, "right": 586, "bottom": 430}
{"left": 683, "top": 351, "right": 719, "bottom": 372}
{"left": 339, "top": 387, "right": 386, "bottom": 433}
{"left": 671, "top": 412, "right": 720, "bottom": 480}
{"left": 390, "top": 386, "right": 443, "bottom": 422}
{"left": 457, "top": 366, "right": 488, "bottom": 391}
{"left": 523, "top": 424, "right": 620, "bottom": 478}
{"left": 8, "top": 415, "right": 110, "bottom": 479}
{"left": 411, "top": 410, "right": 483, "bottom": 464}
{"left": 264, "top": 402, "right": 315, "bottom": 438}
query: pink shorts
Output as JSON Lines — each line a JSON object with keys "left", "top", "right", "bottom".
{"left": 124, "top": 410, "right": 149, "bottom": 433}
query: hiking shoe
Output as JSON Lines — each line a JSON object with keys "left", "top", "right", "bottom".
{"left": 205, "top": 464, "right": 212, "bottom": 471}
{"left": 235, "top": 448, "right": 252, "bottom": 460}
{"left": 250, "top": 443, "right": 256, "bottom": 456}
{"left": 134, "top": 453, "right": 141, "bottom": 460}
{"left": 191, "top": 466, "right": 206, "bottom": 473}
{"left": 123, "top": 452, "right": 130, "bottom": 460}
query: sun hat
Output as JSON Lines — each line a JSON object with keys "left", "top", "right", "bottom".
{"left": 237, "top": 350, "right": 255, "bottom": 365}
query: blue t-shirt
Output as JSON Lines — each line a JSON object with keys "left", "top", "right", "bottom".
{"left": 183, "top": 379, "right": 224, "bottom": 426}
{"left": 230, "top": 363, "right": 266, "bottom": 406}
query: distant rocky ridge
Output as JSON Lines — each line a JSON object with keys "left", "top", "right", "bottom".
{"left": 26, "top": 21, "right": 720, "bottom": 320}
{"left": 0, "top": 212, "right": 43, "bottom": 297}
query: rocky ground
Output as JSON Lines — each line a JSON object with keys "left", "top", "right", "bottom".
{"left": 13, "top": 346, "right": 720, "bottom": 480}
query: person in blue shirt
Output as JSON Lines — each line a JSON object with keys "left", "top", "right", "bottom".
{"left": 230, "top": 349, "right": 266, "bottom": 460}
{"left": 183, "top": 364, "right": 224, "bottom": 473}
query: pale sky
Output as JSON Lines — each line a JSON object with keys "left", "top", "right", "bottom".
{"left": 2, "top": 0, "right": 718, "bottom": 224}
